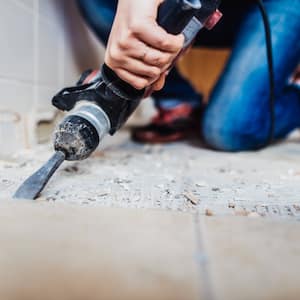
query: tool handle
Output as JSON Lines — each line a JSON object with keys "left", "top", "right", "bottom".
{"left": 102, "top": 0, "right": 202, "bottom": 100}
{"left": 157, "top": 0, "right": 201, "bottom": 35}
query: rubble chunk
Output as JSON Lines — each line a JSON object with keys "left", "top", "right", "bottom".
{"left": 183, "top": 192, "right": 199, "bottom": 205}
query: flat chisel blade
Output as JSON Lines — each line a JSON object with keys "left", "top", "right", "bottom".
{"left": 13, "top": 151, "right": 65, "bottom": 200}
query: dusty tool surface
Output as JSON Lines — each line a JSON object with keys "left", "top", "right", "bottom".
{"left": 13, "top": 151, "right": 65, "bottom": 200}
{"left": 2, "top": 130, "right": 300, "bottom": 218}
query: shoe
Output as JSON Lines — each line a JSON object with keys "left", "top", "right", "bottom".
{"left": 131, "top": 103, "right": 201, "bottom": 144}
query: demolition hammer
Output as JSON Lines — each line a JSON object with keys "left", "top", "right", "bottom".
{"left": 14, "top": 0, "right": 222, "bottom": 199}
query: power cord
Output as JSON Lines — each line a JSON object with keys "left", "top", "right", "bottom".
{"left": 255, "top": 0, "right": 276, "bottom": 147}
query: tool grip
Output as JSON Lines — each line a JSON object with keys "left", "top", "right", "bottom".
{"left": 157, "top": 0, "right": 201, "bottom": 34}
{"left": 102, "top": 0, "right": 202, "bottom": 100}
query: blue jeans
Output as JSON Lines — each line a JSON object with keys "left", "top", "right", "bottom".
{"left": 77, "top": 0, "right": 300, "bottom": 151}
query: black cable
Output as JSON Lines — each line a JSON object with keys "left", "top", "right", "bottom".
{"left": 255, "top": 0, "right": 276, "bottom": 147}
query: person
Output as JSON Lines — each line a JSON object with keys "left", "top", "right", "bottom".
{"left": 77, "top": 0, "right": 300, "bottom": 151}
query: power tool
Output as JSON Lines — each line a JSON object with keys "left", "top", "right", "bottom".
{"left": 14, "top": 0, "right": 222, "bottom": 200}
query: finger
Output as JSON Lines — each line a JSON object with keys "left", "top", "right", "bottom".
{"left": 113, "top": 68, "right": 150, "bottom": 90}
{"left": 133, "top": 21, "right": 184, "bottom": 53}
{"left": 152, "top": 73, "right": 166, "bottom": 91}
{"left": 143, "top": 49, "right": 174, "bottom": 69}
{"left": 121, "top": 57, "right": 162, "bottom": 79}
{"left": 133, "top": 47, "right": 174, "bottom": 69}
{"left": 121, "top": 39, "right": 175, "bottom": 68}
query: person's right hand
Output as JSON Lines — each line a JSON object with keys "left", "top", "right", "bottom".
{"left": 105, "top": 0, "right": 184, "bottom": 91}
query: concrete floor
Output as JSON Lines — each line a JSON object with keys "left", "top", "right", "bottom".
{"left": 2, "top": 130, "right": 300, "bottom": 218}
{"left": 0, "top": 130, "right": 300, "bottom": 299}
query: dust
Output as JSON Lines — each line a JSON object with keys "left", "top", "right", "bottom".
{"left": 54, "top": 121, "right": 88, "bottom": 160}
{"left": 1, "top": 132, "right": 300, "bottom": 218}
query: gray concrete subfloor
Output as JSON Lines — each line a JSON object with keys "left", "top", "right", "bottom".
{"left": 1, "top": 130, "right": 300, "bottom": 218}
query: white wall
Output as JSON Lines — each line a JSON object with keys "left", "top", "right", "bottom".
{"left": 0, "top": 0, "right": 104, "bottom": 153}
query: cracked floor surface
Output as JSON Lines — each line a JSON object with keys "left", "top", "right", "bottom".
{"left": 1, "top": 130, "right": 300, "bottom": 218}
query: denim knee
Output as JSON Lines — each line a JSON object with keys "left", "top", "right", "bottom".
{"left": 77, "top": 0, "right": 116, "bottom": 44}
{"left": 202, "top": 104, "right": 269, "bottom": 152}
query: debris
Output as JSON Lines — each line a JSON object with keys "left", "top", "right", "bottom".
{"left": 18, "top": 162, "right": 28, "bottom": 168}
{"left": 183, "top": 192, "right": 199, "bottom": 205}
{"left": 195, "top": 181, "right": 208, "bottom": 188}
{"left": 152, "top": 145, "right": 163, "bottom": 154}
{"left": 155, "top": 184, "right": 164, "bottom": 189}
{"left": 143, "top": 145, "right": 152, "bottom": 154}
{"left": 205, "top": 209, "right": 214, "bottom": 216}
{"left": 98, "top": 193, "right": 109, "bottom": 197}
{"left": 234, "top": 197, "right": 248, "bottom": 202}
{"left": 234, "top": 209, "right": 249, "bottom": 217}
{"left": 119, "top": 183, "right": 130, "bottom": 191}
{"left": 92, "top": 151, "right": 106, "bottom": 158}
{"left": 46, "top": 196, "right": 56, "bottom": 202}
{"left": 114, "top": 178, "right": 132, "bottom": 184}
{"left": 3, "top": 164, "right": 14, "bottom": 169}
{"left": 248, "top": 212, "right": 261, "bottom": 218}
{"left": 143, "top": 144, "right": 163, "bottom": 154}
{"left": 212, "top": 187, "right": 220, "bottom": 192}
{"left": 36, "top": 196, "right": 48, "bottom": 202}
{"left": 165, "top": 174, "right": 175, "bottom": 182}
{"left": 294, "top": 205, "right": 300, "bottom": 211}
{"left": 228, "top": 202, "right": 235, "bottom": 209}
{"left": 64, "top": 165, "right": 79, "bottom": 173}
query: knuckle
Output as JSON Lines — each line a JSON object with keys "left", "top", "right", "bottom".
{"left": 158, "top": 55, "right": 170, "bottom": 66}
{"left": 144, "top": 69, "right": 159, "bottom": 79}
{"left": 157, "top": 38, "right": 168, "bottom": 49}
{"left": 152, "top": 55, "right": 171, "bottom": 68}
{"left": 109, "top": 46, "right": 122, "bottom": 63}
{"left": 128, "top": 22, "right": 141, "bottom": 35}
{"left": 150, "top": 67, "right": 161, "bottom": 77}
{"left": 118, "top": 38, "right": 129, "bottom": 50}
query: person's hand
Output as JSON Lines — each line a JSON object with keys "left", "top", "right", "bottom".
{"left": 105, "top": 0, "right": 184, "bottom": 91}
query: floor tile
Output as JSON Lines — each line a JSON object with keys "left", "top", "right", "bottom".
{"left": 202, "top": 216, "right": 300, "bottom": 300}
{"left": 0, "top": 203, "right": 200, "bottom": 300}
